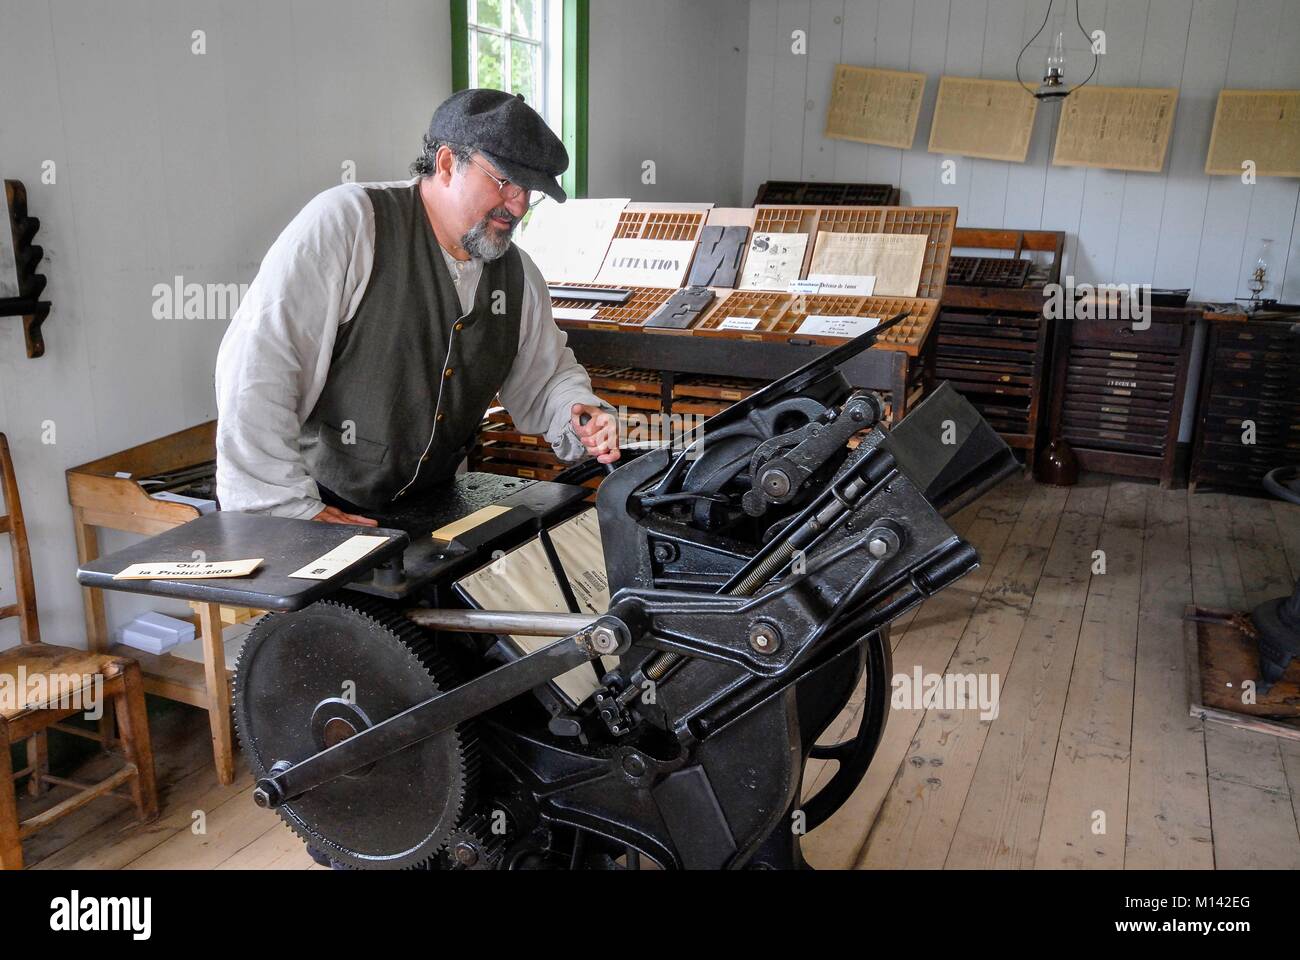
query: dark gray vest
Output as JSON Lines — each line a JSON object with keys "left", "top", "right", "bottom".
{"left": 302, "top": 182, "right": 524, "bottom": 509}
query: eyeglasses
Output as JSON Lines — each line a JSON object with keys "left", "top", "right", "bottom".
{"left": 468, "top": 155, "right": 545, "bottom": 208}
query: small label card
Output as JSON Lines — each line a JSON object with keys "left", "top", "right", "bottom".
{"left": 114, "top": 558, "right": 263, "bottom": 580}
{"left": 789, "top": 274, "right": 876, "bottom": 296}
{"left": 288, "top": 534, "right": 391, "bottom": 580}
{"left": 718, "top": 316, "right": 761, "bottom": 331}
{"left": 430, "top": 504, "right": 511, "bottom": 543}
{"left": 552, "top": 306, "right": 600, "bottom": 322}
{"left": 797, "top": 315, "right": 881, "bottom": 338}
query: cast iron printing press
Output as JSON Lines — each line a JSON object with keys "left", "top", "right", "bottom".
{"left": 79, "top": 318, "right": 1019, "bottom": 869}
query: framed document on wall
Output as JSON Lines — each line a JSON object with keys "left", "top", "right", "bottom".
{"left": 825, "top": 65, "right": 927, "bottom": 149}
{"left": 928, "top": 76, "right": 1039, "bottom": 163}
{"left": 1052, "top": 85, "right": 1178, "bottom": 173}
{"left": 1205, "top": 89, "right": 1300, "bottom": 178}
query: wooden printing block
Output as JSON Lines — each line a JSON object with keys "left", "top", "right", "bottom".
{"left": 685, "top": 225, "right": 748, "bottom": 288}
{"left": 642, "top": 286, "right": 717, "bottom": 330}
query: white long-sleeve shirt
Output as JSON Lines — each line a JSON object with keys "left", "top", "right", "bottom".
{"left": 215, "top": 178, "right": 607, "bottom": 519}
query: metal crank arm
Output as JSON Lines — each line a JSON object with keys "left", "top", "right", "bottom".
{"left": 252, "top": 617, "right": 631, "bottom": 809}
{"left": 609, "top": 521, "right": 902, "bottom": 677}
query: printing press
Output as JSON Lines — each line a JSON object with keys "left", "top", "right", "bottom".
{"left": 79, "top": 322, "right": 1018, "bottom": 870}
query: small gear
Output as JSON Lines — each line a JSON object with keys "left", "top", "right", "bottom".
{"left": 233, "top": 592, "right": 478, "bottom": 869}
{"left": 444, "top": 811, "right": 509, "bottom": 870}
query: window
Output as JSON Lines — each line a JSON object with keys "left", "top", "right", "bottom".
{"left": 452, "top": 0, "right": 587, "bottom": 198}
{"left": 467, "top": 1, "right": 550, "bottom": 121}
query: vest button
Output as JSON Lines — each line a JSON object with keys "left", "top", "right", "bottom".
{"left": 444, "top": 368, "right": 454, "bottom": 378}
{"left": 455, "top": 322, "right": 464, "bottom": 331}
{"left": 436, "top": 412, "right": 446, "bottom": 422}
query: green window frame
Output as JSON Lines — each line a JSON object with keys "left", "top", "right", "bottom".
{"left": 451, "top": 0, "right": 588, "bottom": 199}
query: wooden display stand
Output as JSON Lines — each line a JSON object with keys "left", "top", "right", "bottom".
{"left": 692, "top": 204, "right": 954, "bottom": 358}
{"left": 550, "top": 203, "right": 955, "bottom": 427}
{"left": 486, "top": 200, "right": 955, "bottom": 488}
{"left": 936, "top": 228, "right": 1065, "bottom": 461}
{"left": 65, "top": 420, "right": 249, "bottom": 785}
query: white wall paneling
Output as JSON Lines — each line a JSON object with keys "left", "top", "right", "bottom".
{"left": 743, "top": 0, "right": 1300, "bottom": 302}
{"left": 0, "top": 0, "right": 453, "bottom": 651}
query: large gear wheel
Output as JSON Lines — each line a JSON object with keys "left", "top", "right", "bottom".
{"left": 233, "top": 592, "right": 477, "bottom": 869}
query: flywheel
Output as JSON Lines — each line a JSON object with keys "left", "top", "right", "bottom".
{"left": 233, "top": 593, "right": 477, "bottom": 869}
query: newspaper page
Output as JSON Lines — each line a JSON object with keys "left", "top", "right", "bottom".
{"left": 825, "top": 65, "right": 927, "bottom": 148}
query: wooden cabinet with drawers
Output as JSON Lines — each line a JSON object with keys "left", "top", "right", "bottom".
{"left": 934, "top": 229, "right": 1065, "bottom": 464}
{"left": 1190, "top": 313, "right": 1300, "bottom": 494}
{"left": 1045, "top": 305, "right": 1199, "bottom": 487}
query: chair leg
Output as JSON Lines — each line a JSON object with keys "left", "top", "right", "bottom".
{"left": 25, "top": 731, "right": 49, "bottom": 798}
{"left": 110, "top": 663, "right": 159, "bottom": 823}
{"left": 0, "top": 724, "right": 23, "bottom": 870}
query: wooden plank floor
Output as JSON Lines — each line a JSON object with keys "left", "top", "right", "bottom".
{"left": 15, "top": 476, "right": 1300, "bottom": 870}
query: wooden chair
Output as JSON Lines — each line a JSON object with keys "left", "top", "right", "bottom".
{"left": 0, "top": 432, "right": 158, "bottom": 869}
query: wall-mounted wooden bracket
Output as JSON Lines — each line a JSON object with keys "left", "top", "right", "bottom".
{"left": 0, "top": 297, "right": 49, "bottom": 358}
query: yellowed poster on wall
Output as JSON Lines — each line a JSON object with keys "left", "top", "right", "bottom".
{"left": 825, "top": 65, "right": 927, "bottom": 149}
{"left": 1052, "top": 86, "right": 1178, "bottom": 173}
{"left": 1205, "top": 89, "right": 1300, "bottom": 178}
{"left": 928, "top": 76, "right": 1039, "bottom": 162}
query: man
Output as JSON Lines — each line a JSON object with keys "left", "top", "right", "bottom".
{"left": 215, "top": 89, "right": 619, "bottom": 525}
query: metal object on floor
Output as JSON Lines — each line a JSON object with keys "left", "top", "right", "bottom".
{"left": 1255, "top": 466, "right": 1300, "bottom": 690}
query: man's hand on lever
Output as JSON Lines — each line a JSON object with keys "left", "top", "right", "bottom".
{"left": 572, "top": 403, "right": 620, "bottom": 464}
{"left": 312, "top": 505, "right": 379, "bottom": 526}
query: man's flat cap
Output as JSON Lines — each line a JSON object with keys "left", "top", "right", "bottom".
{"left": 428, "top": 88, "right": 569, "bottom": 203}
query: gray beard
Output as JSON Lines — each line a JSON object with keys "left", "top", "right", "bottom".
{"left": 460, "top": 209, "right": 517, "bottom": 261}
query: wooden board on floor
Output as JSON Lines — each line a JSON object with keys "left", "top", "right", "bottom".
{"left": 214, "top": 821, "right": 316, "bottom": 870}
{"left": 1034, "top": 482, "right": 1145, "bottom": 869}
{"left": 944, "top": 483, "right": 1117, "bottom": 869}
{"left": 35, "top": 760, "right": 255, "bottom": 870}
{"left": 856, "top": 480, "right": 1083, "bottom": 869}
{"left": 800, "top": 474, "right": 1035, "bottom": 868}
{"left": 1188, "top": 493, "right": 1248, "bottom": 611}
{"left": 124, "top": 783, "right": 278, "bottom": 870}
{"left": 1269, "top": 500, "right": 1300, "bottom": 582}
{"left": 1125, "top": 487, "right": 1213, "bottom": 869}
{"left": 797, "top": 479, "right": 1017, "bottom": 809}
{"left": 1204, "top": 723, "right": 1300, "bottom": 869}
{"left": 1226, "top": 492, "right": 1295, "bottom": 613}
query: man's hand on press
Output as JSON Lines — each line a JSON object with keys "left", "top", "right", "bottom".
{"left": 571, "top": 403, "right": 620, "bottom": 464}
{"left": 312, "top": 505, "right": 379, "bottom": 526}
